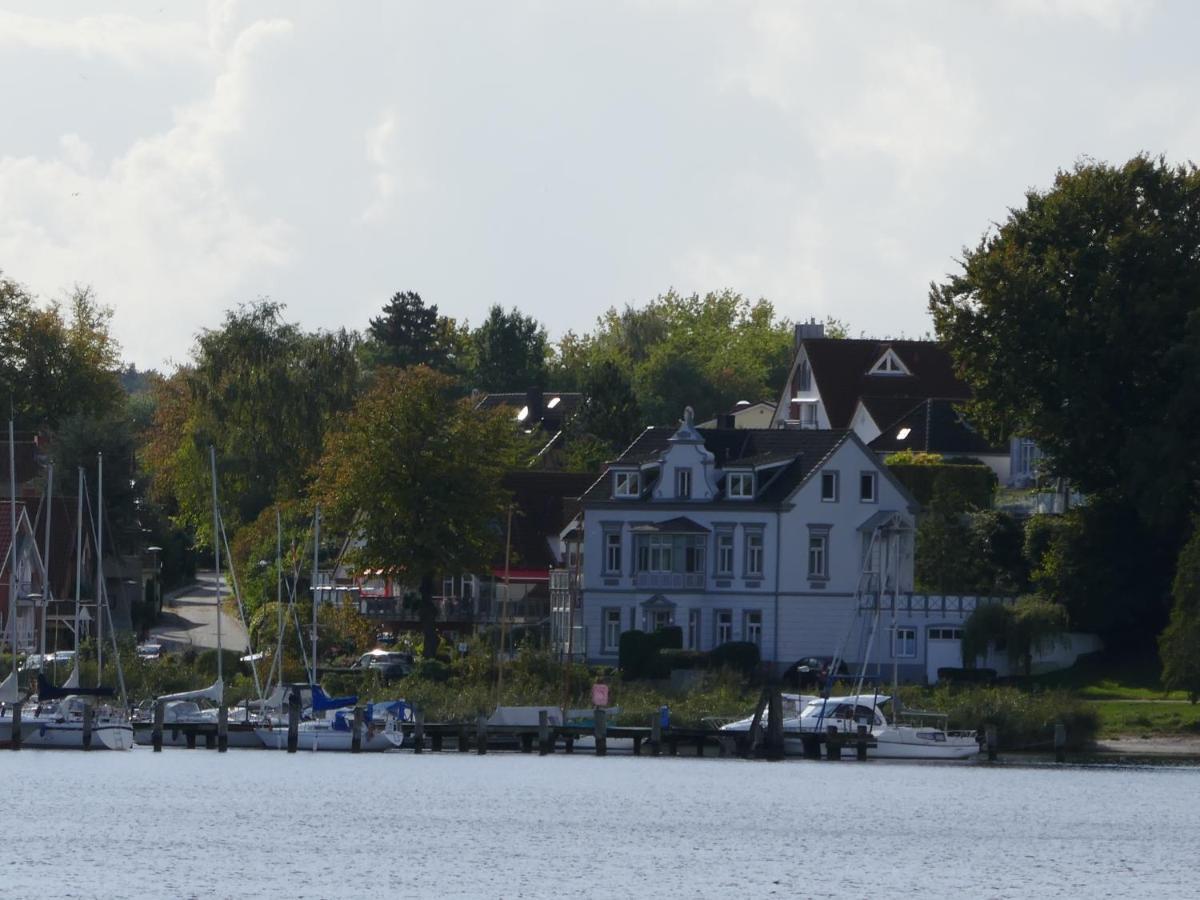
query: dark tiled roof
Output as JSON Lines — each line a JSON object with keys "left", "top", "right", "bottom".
{"left": 803, "top": 339, "right": 970, "bottom": 428}
{"left": 630, "top": 516, "right": 710, "bottom": 533}
{"left": 584, "top": 427, "right": 850, "bottom": 504}
{"left": 499, "top": 470, "right": 596, "bottom": 570}
{"left": 868, "top": 398, "right": 1005, "bottom": 455}
{"left": 475, "top": 390, "right": 582, "bottom": 434}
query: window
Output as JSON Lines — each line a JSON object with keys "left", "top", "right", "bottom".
{"left": 808, "top": 533, "right": 828, "bottom": 579}
{"left": 636, "top": 534, "right": 674, "bottom": 572}
{"left": 745, "top": 531, "right": 764, "bottom": 577}
{"left": 929, "top": 627, "right": 964, "bottom": 641}
{"left": 859, "top": 471, "right": 877, "bottom": 503}
{"left": 715, "top": 532, "right": 735, "bottom": 576}
{"left": 648, "top": 608, "right": 672, "bottom": 631}
{"left": 869, "top": 349, "right": 910, "bottom": 375}
{"left": 688, "top": 609, "right": 701, "bottom": 649}
{"left": 726, "top": 472, "right": 754, "bottom": 499}
{"left": 820, "top": 471, "right": 839, "bottom": 502}
{"left": 603, "top": 609, "right": 622, "bottom": 652}
{"left": 604, "top": 531, "right": 622, "bottom": 574}
{"left": 675, "top": 468, "right": 691, "bottom": 499}
{"left": 613, "top": 470, "right": 641, "bottom": 498}
{"left": 715, "top": 610, "right": 733, "bottom": 645}
{"left": 744, "top": 611, "right": 763, "bottom": 647}
{"left": 800, "top": 402, "right": 818, "bottom": 428}
{"left": 893, "top": 627, "right": 917, "bottom": 658}
{"left": 442, "top": 576, "right": 455, "bottom": 597}
{"left": 1017, "top": 439, "right": 1039, "bottom": 477}
{"left": 796, "top": 359, "right": 811, "bottom": 392}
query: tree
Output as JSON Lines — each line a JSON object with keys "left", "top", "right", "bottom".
{"left": 366, "top": 291, "right": 465, "bottom": 373}
{"left": 471, "top": 305, "right": 549, "bottom": 391}
{"left": 572, "top": 360, "right": 641, "bottom": 450}
{"left": 314, "top": 366, "right": 520, "bottom": 657}
{"left": 1160, "top": 524, "right": 1200, "bottom": 702}
{"left": 929, "top": 156, "right": 1200, "bottom": 531}
{"left": 961, "top": 596, "right": 1070, "bottom": 676}
{"left": 0, "top": 277, "right": 124, "bottom": 428}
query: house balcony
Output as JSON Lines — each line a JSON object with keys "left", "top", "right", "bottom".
{"left": 634, "top": 571, "right": 706, "bottom": 591}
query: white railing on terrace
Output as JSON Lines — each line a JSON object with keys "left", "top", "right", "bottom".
{"left": 634, "top": 572, "right": 706, "bottom": 590}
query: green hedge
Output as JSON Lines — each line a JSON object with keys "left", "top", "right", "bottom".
{"left": 888, "top": 462, "right": 997, "bottom": 510}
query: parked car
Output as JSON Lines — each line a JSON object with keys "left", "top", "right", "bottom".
{"left": 781, "top": 656, "right": 849, "bottom": 690}
{"left": 375, "top": 631, "right": 397, "bottom": 646}
{"left": 19, "top": 650, "right": 76, "bottom": 672}
{"left": 136, "top": 642, "right": 164, "bottom": 661}
{"left": 354, "top": 649, "right": 412, "bottom": 681}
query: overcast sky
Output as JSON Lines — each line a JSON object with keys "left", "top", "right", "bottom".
{"left": 1, "top": 0, "right": 1195, "bottom": 370}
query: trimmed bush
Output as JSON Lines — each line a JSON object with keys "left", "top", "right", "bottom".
{"left": 889, "top": 462, "right": 996, "bottom": 510}
{"left": 411, "top": 658, "right": 452, "bottom": 683}
{"left": 619, "top": 630, "right": 657, "bottom": 679}
{"left": 936, "top": 667, "right": 998, "bottom": 685}
{"left": 709, "top": 641, "right": 760, "bottom": 677}
{"left": 652, "top": 626, "right": 683, "bottom": 651}
{"left": 659, "top": 649, "right": 708, "bottom": 671}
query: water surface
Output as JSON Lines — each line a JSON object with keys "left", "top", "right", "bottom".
{"left": 4, "top": 751, "right": 1197, "bottom": 898}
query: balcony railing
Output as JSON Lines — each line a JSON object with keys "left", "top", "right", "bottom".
{"left": 634, "top": 571, "right": 706, "bottom": 590}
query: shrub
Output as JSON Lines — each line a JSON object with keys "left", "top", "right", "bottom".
{"left": 659, "top": 649, "right": 708, "bottom": 671}
{"left": 901, "top": 684, "right": 1099, "bottom": 750}
{"left": 652, "top": 626, "right": 683, "bottom": 651}
{"left": 411, "top": 658, "right": 452, "bottom": 683}
{"left": 619, "top": 630, "right": 658, "bottom": 679}
{"left": 936, "top": 667, "right": 997, "bottom": 685}
{"left": 709, "top": 641, "right": 760, "bottom": 677}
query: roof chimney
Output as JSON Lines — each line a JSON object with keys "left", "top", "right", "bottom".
{"left": 793, "top": 317, "right": 825, "bottom": 350}
{"left": 525, "top": 386, "right": 544, "bottom": 422}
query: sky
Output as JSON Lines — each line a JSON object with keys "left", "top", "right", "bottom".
{"left": 1, "top": 0, "right": 1196, "bottom": 370}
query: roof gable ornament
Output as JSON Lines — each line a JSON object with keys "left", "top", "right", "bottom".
{"left": 869, "top": 348, "right": 912, "bottom": 376}
{"left": 669, "top": 405, "right": 704, "bottom": 443}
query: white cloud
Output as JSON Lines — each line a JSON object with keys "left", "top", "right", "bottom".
{"left": 0, "top": 10, "right": 209, "bottom": 67}
{"left": 359, "top": 108, "right": 430, "bottom": 225}
{"left": 0, "top": 10, "right": 295, "bottom": 368}
{"left": 999, "top": 0, "right": 1155, "bottom": 31}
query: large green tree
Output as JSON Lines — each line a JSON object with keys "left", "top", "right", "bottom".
{"left": 471, "top": 305, "right": 549, "bottom": 391}
{"left": 142, "top": 301, "right": 361, "bottom": 547}
{"left": 0, "top": 277, "right": 124, "bottom": 428}
{"left": 314, "top": 366, "right": 520, "bottom": 657}
{"left": 930, "top": 156, "right": 1200, "bottom": 645}
{"left": 366, "top": 290, "right": 468, "bottom": 375}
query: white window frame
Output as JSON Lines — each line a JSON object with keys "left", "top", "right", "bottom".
{"left": 675, "top": 467, "right": 691, "bottom": 499}
{"left": 613, "top": 470, "right": 641, "bottom": 498}
{"left": 820, "top": 470, "right": 839, "bottom": 502}
{"left": 603, "top": 531, "right": 622, "bottom": 574}
{"left": 726, "top": 471, "right": 754, "bottom": 499}
{"left": 869, "top": 348, "right": 911, "bottom": 376}
{"left": 715, "top": 531, "right": 735, "bottom": 576}
{"left": 745, "top": 530, "right": 764, "bottom": 577}
{"left": 715, "top": 609, "right": 733, "bottom": 646}
{"left": 893, "top": 626, "right": 917, "bottom": 658}
{"left": 687, "top": 609, "right": 701, "bottom": 650}
{"left": 808, "top": 532, "right": 829, "bottom": 580}
{"left": 859, "top": 471, "right": 877, "bottom": 503}
{"left": 603, "top": 608, "right": 622, "bottom": 652}
{"left": 744, "top": 610, "right": 763, "bottom": 647}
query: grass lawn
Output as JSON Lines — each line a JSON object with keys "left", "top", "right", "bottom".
{"left": 1032, "top": 652, "right": 1187, "bottom": 701}
{"left": 1092, "top": 700, "right": 1200, "bottom": 738}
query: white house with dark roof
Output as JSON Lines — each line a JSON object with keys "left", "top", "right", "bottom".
{"left": 577, "top": 410, "right": 941, "bottom": 675}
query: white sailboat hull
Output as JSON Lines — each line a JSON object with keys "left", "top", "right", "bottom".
{"left": 131, "top": 723, "right": 264, "bottom": 749}
{"left": 17, "top": 720, "right": 134, "bottom": 750}
{"left": 255, "top": 724, "right": 403, "bottom": 752}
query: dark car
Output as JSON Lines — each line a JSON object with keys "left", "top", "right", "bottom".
{"left": 782, "top": 657, "right": 849, "bottom": 691}
{"left": 354, "top": 649, "right": 413, "bottom": 681}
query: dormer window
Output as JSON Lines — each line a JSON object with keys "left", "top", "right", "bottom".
{"left": 675, "top": 468, "right": 692, "bottom": 499}
{"left": 726, "top": 472, "right": 754, "bottom": 499}
{"left": 869, "top": 349, "right": 911, "bottom": 376}
{"left": 613, "top": 470, "right": 642, "bottom": 498}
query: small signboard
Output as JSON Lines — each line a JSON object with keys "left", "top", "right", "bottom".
{"left": 591, "top": 683, "right": 609, "bottom": 707}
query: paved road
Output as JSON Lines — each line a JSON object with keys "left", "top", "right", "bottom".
{"left": 152, "top": 570, "right": 251, "bottom": 655}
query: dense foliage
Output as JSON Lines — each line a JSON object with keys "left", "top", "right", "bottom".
{"left": 1160, "top": 523, "right": 1200, "bottom": 702}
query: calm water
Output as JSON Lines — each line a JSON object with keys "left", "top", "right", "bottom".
{"left": 3, "top": 750, "right": 1198, "bottom": 899}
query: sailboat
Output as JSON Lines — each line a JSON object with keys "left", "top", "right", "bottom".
{"left": 1, "top": 433, "right": 133, "bottom": 750}
{"left": 254, "top": 506, "right": 405, "bottom": 751}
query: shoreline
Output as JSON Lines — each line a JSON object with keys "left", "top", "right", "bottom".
{"left": 1088, "top": 734, "right": 1200, "bottom": 757}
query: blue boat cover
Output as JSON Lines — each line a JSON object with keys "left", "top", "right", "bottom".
{"left": 37, "top": 674, "right": 114, "bottom": 701}
{"left": 332, "top": 711, "right": 351, "bottom": 732}
{"left": 311, "top": 684, "right": 357, "bottom": 711}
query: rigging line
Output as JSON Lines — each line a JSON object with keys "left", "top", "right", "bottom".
{"left": 217, "top": 512, "right": 263, "bottom": 702}
{"left": 81, "top": 480, "right": 127, "bottom": 706}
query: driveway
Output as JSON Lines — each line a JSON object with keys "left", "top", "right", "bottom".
{"left": 152, "top": 570, "right": 251, "bottom": 655}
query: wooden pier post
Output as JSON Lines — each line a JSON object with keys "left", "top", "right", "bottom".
{"left": 593, "top": 707, "right": 607, "bottom": 756}
{"left": 538, "top": 710, "right": 550, "bottom": 756}
{"left": 824, "top": 725, "right": 841, "bottom": 760}
{"left": 82, "top": 704, "right": 94, "bottom": 751}
{"left": 217, "top": 705, "right": 228, "bottom": 753}
{"left": 287, "top": 687, "right": 300, "bottom": 754}
{"left": 650, "top": 712, "right": 662, "bottom": 757}
{"left": 1054, "top": 723, "right": 1066, "bottom": 763}
{"left": 476, "top": 714, "right": 488, "bottom": 755}
{"left": 413, "top": 709, "right": 425, "bottom": 754}
{"left": 765, "top": 688, "right": 784, "bottom": 761}
{"left": 985, "top": 724, "right": 998, "bottom": 762}
{"left": 564, "top": 735, "right": 574, "bottom": 754}
{"left": 186, "top": 729, "right": 197, "bottom": 749}
{"left": 800, "top": 734, "right": 821, "bottom": 759}
{"left": 10, "top": 702, "right": 21, "bottom": 751}
{"left": 205, "top": 728, "right": 216, "bottom": 750}
{"left": 856, "top": 724, "right": 869, "bottom": 761}
{"left": 351, "top": 707, "right": 364, "bottom": 754}
{"left": 152, "top": 701, "right": 164, "bottom": 752}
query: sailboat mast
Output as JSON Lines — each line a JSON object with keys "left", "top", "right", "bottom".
{"left": 276, "top": 506, "right": 283, "bottom": 685}
{"left": 891, "top": 527, "right": 899, "bottom": 697}
{"left": 311, "top": 505, "right": 319, "bottom": 686}
{"left": 96, "top": 451, "right": 103, "bottom": 683}
{"left": 40, "top": 463, "right": 52, "bottom": 657}
{"left": 210, "top": 447, "right": 222, "bottom": 688}
{"left": 8, "top": 420, "right": 18, "bottom": 684}
{"left": 74, "top": 468, "right": 83, "bottom": 658}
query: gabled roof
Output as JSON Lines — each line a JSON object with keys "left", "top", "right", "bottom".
{"left": 867, "top": 398, "right": 1004, "bottom": 456}
{"left": 802, "top": 338, "right": 969, "bottom": 428}
{"left": 630, "top": 516, "right": 710, "bottom": 533}
{"left": 583, "top": 427, "right": 850, "bottom": 504}
{"left": 499, "top": 470, "right": 596, "bottom": 570}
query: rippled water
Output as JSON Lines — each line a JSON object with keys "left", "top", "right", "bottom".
{"left": 3, "top": 750, "right": 1198, "bottom": 898}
